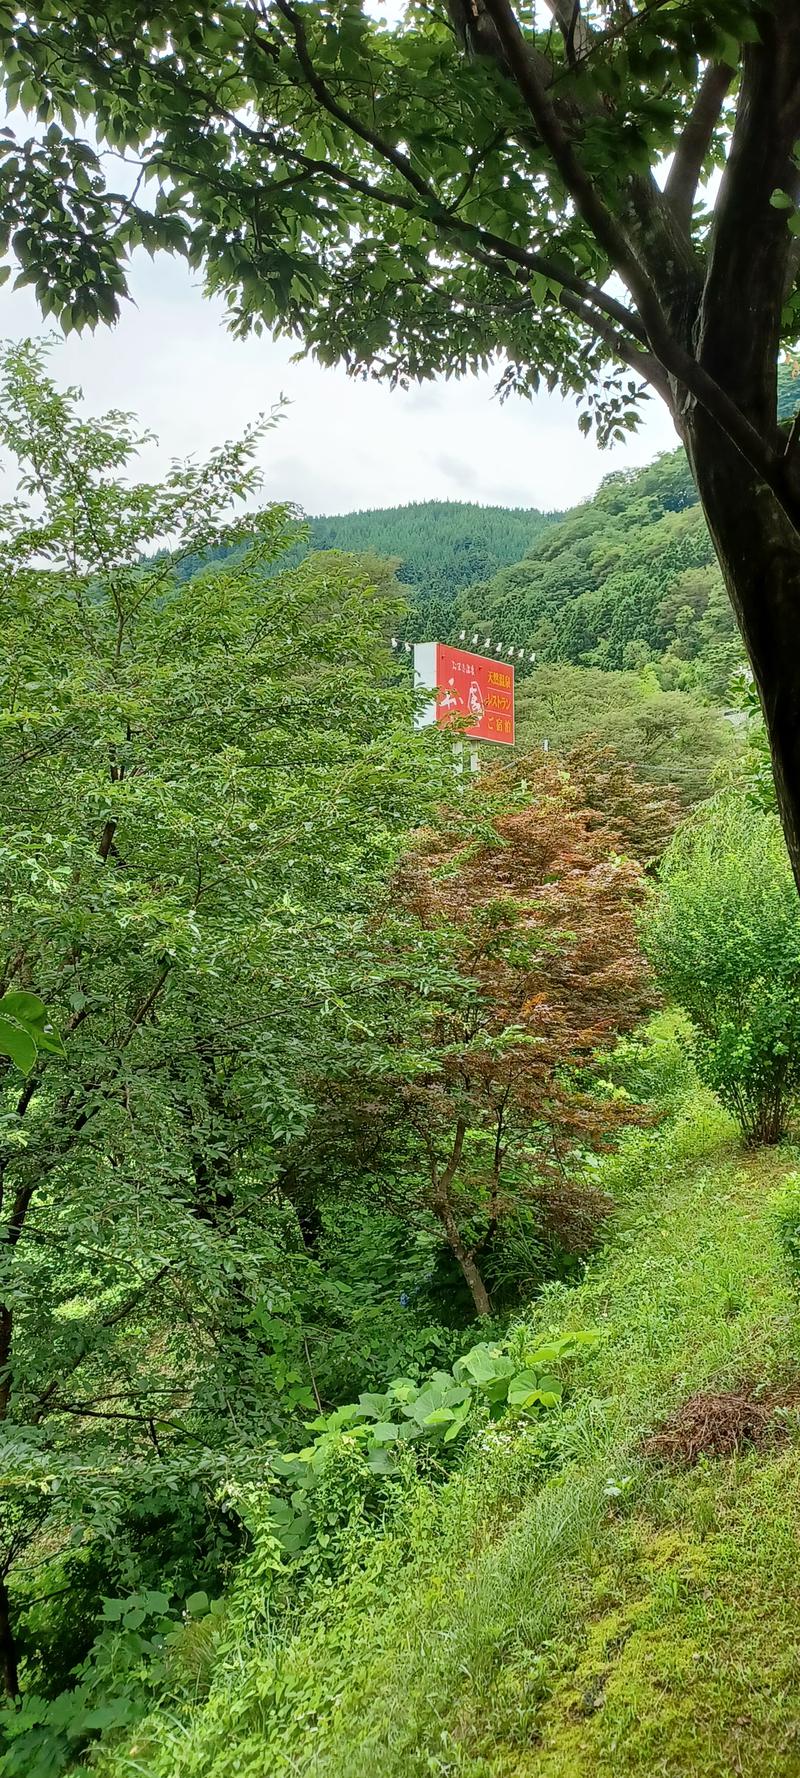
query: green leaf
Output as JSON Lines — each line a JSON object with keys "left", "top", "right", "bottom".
{"left": 442, "top": 1401, "right": 472, "bottom": 1443}
{"left": 0, "top": 990, "right": 47, "bottom": 1025}
{"left": 356, "top": 1391, "right": 391, "bottom": 1419}
{"left": 145, "top": 1590, "right": 171, "bottom": 1613}
{"left": 454, "top": 1344, "right": 513, "bottom": 1399}
{"left": 421, "top": 1406, "right": 455, "bottom": 1427}
{"left": 369, "top": 1421, "right": 400, "bottom": 1443}
{"left": 507, "top": 1369, "right": 564, "bottom": 1409}
{"left": 366, "top": 1446, "right": 399, "bottom": 1475}
{"left": 0, "top": 1015, "right": 36, "bottom": 1073}
{"left": 101, "top": 1597, "right": 127, "bottom": 1622}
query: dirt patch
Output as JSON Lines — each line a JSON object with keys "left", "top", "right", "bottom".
{"left": 643, "top": 1390, "right": 784, "bottom": 1466}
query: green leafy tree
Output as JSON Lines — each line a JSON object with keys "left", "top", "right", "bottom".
{"left": 645, "top": 793, "right": 800, "bottom": 1144}
{"left": 0, "top": 341, "right": 452, "bottom": 1742}
{"left": 514, "top": 663, "right": 735, "bottom": 808}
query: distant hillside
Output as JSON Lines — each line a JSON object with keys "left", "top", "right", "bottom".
{"left": 171, "top": 498, "right": 557, "bottom": 614}
{"left": 308, "top": 500, "right": 557, "bottom": 607}
{"left": 455, "top": 448, "right": 741, "bottom": 697}
{"left": 451, "top": 365, "right": 800, "bottom": 700}
{"left": 173, "top": 367, "right": 799, "bottom": 692}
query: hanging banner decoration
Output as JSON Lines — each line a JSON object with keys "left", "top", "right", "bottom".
{"left": 413, "top": 642, "right": 515, "bottom": 745}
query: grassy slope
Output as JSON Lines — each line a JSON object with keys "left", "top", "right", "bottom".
{"left": 521, "top": 1143, "right": 800, "bottom": 1778}
{"left": 106, "top": 1094, "right": 800, "bottom": 1778}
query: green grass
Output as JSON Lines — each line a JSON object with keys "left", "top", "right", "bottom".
{"left": 102, "top": 1096, "right": 800, "bottom": 1778}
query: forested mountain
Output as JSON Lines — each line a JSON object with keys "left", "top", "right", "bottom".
{"left": 172, "top": 369, "right": 800, "bottom": 693}
{"left": 451, "top": 365, "right": 800, "bottom": 694}
{"left": 308, "top": 500, "right": 556, "bottom": 605}
{"left": 455, "top": 448, "right": 740, "bottom": 698}
{"left": 171, "top": 499, "right": 557, "bottom": 632}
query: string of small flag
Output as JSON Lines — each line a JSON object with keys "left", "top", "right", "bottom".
{"left": 390, "top": 634, "right": 536, "bottom": 662}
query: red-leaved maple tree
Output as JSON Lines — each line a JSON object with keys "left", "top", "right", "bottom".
{"left": 326, "top": 752, "right": 656, "bottom": 1318}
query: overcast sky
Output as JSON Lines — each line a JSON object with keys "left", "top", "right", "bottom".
{"left": 0, "top": 247, "right": 678, "bottom": 517}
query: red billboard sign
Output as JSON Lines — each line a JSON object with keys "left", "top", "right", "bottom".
{"left": 416, "top": 642, "right": 515, "bottom": 745}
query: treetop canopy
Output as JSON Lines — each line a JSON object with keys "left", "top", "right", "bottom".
{"left": 0, "top": 0, "right": 795, "bottom": 456}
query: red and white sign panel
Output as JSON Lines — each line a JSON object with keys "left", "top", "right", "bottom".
{"left": 413, "top": 642, "right": 515, "bottom": 745}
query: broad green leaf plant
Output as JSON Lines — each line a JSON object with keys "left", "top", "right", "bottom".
{"left": 266, "top": 1327, "right": 600, "bottom": 1555}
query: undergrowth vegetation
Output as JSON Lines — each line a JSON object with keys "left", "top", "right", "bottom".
{"left": 90, "top": 1052, "right": 800, "bottom": 1778}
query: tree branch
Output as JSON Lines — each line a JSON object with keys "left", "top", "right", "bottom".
{"left": 482, "top": 0, "right": 800, "bottom": 532}
{"left": 543, "top": 0, "right": 590, "bottom": 64}
{"left": 482, "top": 0, "right": 676, "bottom": 329}
{"left": 665, "top": 63, "right": 735, "bottom": 233}
{"left": 263, "top": 8, "right": 645, "bottom": 348}
{"left": 465, "top": 238, "right": 672, "bottom": 402}
{"left": 42, "top": 1401, "right": 214, "bottom": 1445}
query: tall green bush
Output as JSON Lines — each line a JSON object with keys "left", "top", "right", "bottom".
{"left": 644, "top": 794, "right": 800, "bottom": 1145}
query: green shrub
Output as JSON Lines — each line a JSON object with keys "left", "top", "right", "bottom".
{"left": 769, "top": 1173, "right": 800, "bottom": 1284}
{"left": 644, "top": 793, "right": 800, "bottom": 1145}
{"left": 595, "top": 1010, "right": 698, "bottom": 1116}
{"left": 267, "top": 1325, "right": 601, "bottom": 1569}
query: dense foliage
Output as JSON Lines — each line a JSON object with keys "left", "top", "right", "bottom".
{"left": 645, "top": 795, "right": 800, "bottom": 1145}
{"left": 307, "top": 755, "right": 655, "bottom": 1317}
{"left": 97, "top": 1067, "right": 800, "bottom": 1778}
{"left": 0, "top": 0, "right": 794, "bottom": 473}
{"left": 0, "top": 347, "right": 674, "bottom": 1776}
{"left": 0, "top": 341, "right": 460, "bottom": 1765}
{"left": 515, "top": 665, "right": 735, "bottom": 808}
{"left": 175, "top": 501, "right": 556, "bottom": 619}
{"left": 310, "top": 501, "right": 556, "bottom": 612}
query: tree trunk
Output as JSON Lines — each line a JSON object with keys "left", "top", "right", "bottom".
{"left": 671, "top": 3, "right": 800, "bottom": 885}
{"left": 685, "top": 416, "right": 800, "bottom": 888}
{"left": 0, "top": 1577, "right": 19, "bottom": 1701}
{"left": 433, "top": 1196, "right": 492, "bottom": 1318}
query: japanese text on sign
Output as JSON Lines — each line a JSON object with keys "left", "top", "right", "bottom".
{"left": 431, "top": 643, "right": 515, "bottom": 745}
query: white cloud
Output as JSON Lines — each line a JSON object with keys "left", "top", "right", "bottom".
{"left": 0, "top": 250, "right": 679, "bottom": 516}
